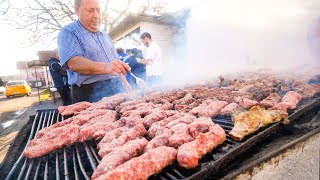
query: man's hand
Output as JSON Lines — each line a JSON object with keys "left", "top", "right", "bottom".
{"left": 60, "top": 67, "right": 68, "bottom": 76}
{"left": 68, "top": 56, "right": 131, "bottom": 75}
{"left": 110, "top": 60, "right": 131, "bottom": 75}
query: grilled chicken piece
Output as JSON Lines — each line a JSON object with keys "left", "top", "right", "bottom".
{"left": 229, "top": 106, "right": 288, "bottom": 141}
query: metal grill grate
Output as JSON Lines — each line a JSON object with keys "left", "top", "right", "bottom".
{"left": 3, "top": 98, "right": 319, "bottom": 180}
{"left": 4, "top": 110, "right": 100, "bottom": 180}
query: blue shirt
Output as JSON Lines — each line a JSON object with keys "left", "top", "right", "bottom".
{"left": 58, "top": 20, "right": 118, "bottom": 87}
{"left": 118, "top": 52, "right": 127, "bottom": 61}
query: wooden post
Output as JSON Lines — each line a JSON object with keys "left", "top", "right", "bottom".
{"left": 34, "top": 66, "right": 40, "bottom": 103}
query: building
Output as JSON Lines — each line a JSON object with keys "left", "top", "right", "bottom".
{"left": 15, "top": 50, "right": 55, "bottom": 88}
{"left": 110, "top": 9, "right": 190, "bottom": 63}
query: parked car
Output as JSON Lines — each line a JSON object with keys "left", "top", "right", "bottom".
{"left": 0, "top": 86, "right": 5, "bottom": 94}
{"left": 5, "top": 80, "right": 32, "bottom": 98}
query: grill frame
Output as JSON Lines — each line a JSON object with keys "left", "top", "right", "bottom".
{"left": 1, "top": 98, "right": 319, "bottom": 180}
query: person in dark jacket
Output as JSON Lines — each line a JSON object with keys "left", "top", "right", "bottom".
{"left": 49, "top": 50, "right": 72, "bottom": 105}
{"left": 125, "top": 48, "right": 146, "bottom": 89}
{"left": 116, "top": 48, "right": 127, "bottom": 61}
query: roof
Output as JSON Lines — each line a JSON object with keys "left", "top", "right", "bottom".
{"left": 26, "top": 50, "right": 55, "bottom": 67}
{"left": 26, "top": 60, "right": 49, "bottom": 67}
{"left": 16, "top": 61, "right": 28, "bottom": 69}
{"left": 108, "top": 9, "right": 190, "bottom": 40}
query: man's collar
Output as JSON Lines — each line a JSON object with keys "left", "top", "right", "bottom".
{"left": 76, "top": 20, "right": 102, "bottom": 35}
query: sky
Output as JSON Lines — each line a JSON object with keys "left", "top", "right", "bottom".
{"left": 0, "top": 24, "right": 40, "bottom": 76}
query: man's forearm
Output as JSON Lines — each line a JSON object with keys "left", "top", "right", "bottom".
{"left": 67, "top": 56, "right": 112, "bottom": 75}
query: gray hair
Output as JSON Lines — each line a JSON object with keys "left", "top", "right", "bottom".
{"left": 74, "top": 0, "right": 81, "bottom": 7}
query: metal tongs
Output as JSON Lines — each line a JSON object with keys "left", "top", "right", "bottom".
{"left": 128, "top": 71, "right": 149, "bottom": 89}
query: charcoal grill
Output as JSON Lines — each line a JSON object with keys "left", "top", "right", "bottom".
{"left": 1, "top": 97, "right": 319, "bottom": 180}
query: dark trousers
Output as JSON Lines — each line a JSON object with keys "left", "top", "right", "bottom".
{"left": 71, "top": 78, "right": 123, "bottom": 103}
{"left": 57, "top": 87, "right": 72, "bottom": 106}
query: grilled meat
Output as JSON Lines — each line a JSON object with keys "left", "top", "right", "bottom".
{"left": 98, "top": 124, "right": 147, "bottom": 158}
{"left": 58, "top": 101, "right": 92, "bottom": 116}
{"left": 281, "top": 91, "right": 302, "bottom": 109}
{"left": 239, "top": 98, "right": 259, "bottom": 109}
{"left": 168, "top": 117, "right": 217, "bottom": 148}
{"left": 259, "top": 92, "right": 281, "bottom": 108}
{"left": 24, "top": 110, "right": 117, "bottom": 158}
{"left": 144, "top": 130, "right": 173, "bottom": 152}
{"left": 229, "top": 106, "right": 288, "bottom": 141}
{"left": 92, "top": 138, "right": 148, "bottom": 179}
{"left": 97, "top": 127, "right": 126, "bottom": 149}
{"left": 177, "top": 123, "right": 226, "bottom": 169}
{"left": 24, "top": 70, "right": 318, "bottom": 176}
{"left": 142, "top": 110, "right": 176, "bottom": 128}
{"left": 95, "top": 146, "right": 177, "bottom": 180}
{"left": 272, "top": 91, "right": 302, "bottom": 112}
{"left": 147, "top": 113, "right": 196, "bottom": 138}
{"left": 190, "top": 99, "right": 228, "bottom": 117}
{"left": 24, "top": 124, "right": 80, "bottom": 158}
{"left": 173, "top": 92, "right": 195, "bottom": 105}
{"left": 219, "top": 103, "right": 239, "bottom": 116}
{"left": 78, "top": 111, "right": 118, "bottom": 141}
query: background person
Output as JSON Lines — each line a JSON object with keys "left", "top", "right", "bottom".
{"left": 125, "top": 48, "right": 146, "bottom": 89}
{"left": 57, "top": 0, "right": 131, "bottom": 103}
{"left": 49, "top": 50, "right": 72, "bottom": 106}
{"left": 116, "top": 48, "right": 127, "bottom": 61}
{"left": 137, "top": 32, "right": 163, "bottom": 86}
{"left": 123, "top": 49, "right": 132, "bottom": 61}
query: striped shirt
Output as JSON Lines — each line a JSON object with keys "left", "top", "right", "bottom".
{"left": 58, "top": 20, "right": 118, "bottom": 87}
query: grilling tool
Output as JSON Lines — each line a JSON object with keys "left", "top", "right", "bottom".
{"left": 128, "top": 71, "right": 149, "bottom": 89}
{"left": 125, "top": 62, "right": 149, "bottom": 89}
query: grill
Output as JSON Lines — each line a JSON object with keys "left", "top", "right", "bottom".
{"left": 1, "top": 97, "right": 319, "bottom": 180}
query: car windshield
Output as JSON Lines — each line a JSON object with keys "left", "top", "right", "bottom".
{"left": 7, "top": 81, "right": 24, "bottom": 86}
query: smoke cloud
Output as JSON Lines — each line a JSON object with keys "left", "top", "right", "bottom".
{"left": 163, "top": 0, "right": 320, "bottom": 87}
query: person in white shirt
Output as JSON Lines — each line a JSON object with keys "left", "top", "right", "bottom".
{"left": 137, "top": 32, "right": 163, "bottom": 85}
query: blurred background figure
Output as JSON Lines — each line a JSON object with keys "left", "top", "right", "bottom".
{"left": 116, "top": 48, "right": 127, "bottom": 61}
{"left": 123, "top": 49, "right": 132, "bottom": 61}
{"left": 49, "top": 50, "right": 72, "bottom": 106}
{"left": 125, "top": 48, "right": 146, "bottom": 89}
{"left": 138, "top": 32, "right": 163, "bottom": 86}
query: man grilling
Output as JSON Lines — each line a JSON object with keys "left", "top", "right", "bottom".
{"left": 58, "top": 0, "right": 131, "bottom": 103}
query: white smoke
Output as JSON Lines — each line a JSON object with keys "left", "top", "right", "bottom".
{"left": 163, "top": 0, "right": 320, "bottom": 87}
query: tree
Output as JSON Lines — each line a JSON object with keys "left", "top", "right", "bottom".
{"left": 0, "top": 0, "right": 167, "bottom": 47}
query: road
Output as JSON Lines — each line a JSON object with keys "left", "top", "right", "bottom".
{"left": 0, "top": 89, "right": 40, "bottom": 114}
